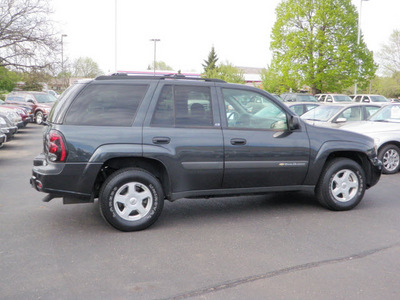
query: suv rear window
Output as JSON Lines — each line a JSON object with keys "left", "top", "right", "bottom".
{"left": 64, "top": 84, "right": 148, "bottom": 126}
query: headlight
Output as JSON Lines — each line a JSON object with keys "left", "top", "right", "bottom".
{"left": 0, "top": 118, "right": 6, "bottom": 125}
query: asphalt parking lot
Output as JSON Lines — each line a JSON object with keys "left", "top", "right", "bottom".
{"left": 1, "top": 124, "right": 400, "bottom": 299}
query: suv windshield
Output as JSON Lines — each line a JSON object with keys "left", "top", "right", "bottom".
{"left": 34, "top": 94, "right": 57, "bottom": 103}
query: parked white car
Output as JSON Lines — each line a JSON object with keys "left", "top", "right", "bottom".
{"left": 301, "top": 103, "right": 381, "bottom": 128}
{"left": 315, "top": 94, "right": 353, "bottom": 103}
{"left": 341, "top": 104, "right": 400, "bottom": 174}
{"left": 352, "top": 94, "right": 390, "bottom": 103}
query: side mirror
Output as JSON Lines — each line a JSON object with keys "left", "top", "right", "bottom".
{"left": 27, "top": 100, "right": 34, "bottom": 104}
{"left": 289, "top": 115, "right": 301, "bottom": 130}
{"left": 335, "top": 117, "right": 347, "bottom": 123}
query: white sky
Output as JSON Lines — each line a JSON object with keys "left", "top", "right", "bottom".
{"left": 51, "top": 0, "right": 400, "bottom": 74}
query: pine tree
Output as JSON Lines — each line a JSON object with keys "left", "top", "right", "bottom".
{"left": 202, "top": 47, "right": 219, "bottom": 73}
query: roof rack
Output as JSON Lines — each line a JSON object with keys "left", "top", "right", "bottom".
{"left": 95, "top": 73, "right": 226, "bottom": 83}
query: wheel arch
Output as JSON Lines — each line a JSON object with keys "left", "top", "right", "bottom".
{"left": 305, "top": 140, "right": 375, "bottom": 187}
{"left": 378, "top": 141, "right": 400, "bottom": 152}
{"left": 93, "top": 156, "right": 171, "bottom": 200}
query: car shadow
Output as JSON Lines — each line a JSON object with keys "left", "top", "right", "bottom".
{"left": 38, "top": 192, "right": 321, "bottom": 233}
{"left": 157, "top": 191, "right": 322, "bottom": 229}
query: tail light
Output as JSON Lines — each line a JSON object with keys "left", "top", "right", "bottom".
{"left": 46, "top": 130, "right": 68, "bottom": 162}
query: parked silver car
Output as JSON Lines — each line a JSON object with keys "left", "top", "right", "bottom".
{"left": 285, "top": 102, "right": 321, "bottom": 116}
{"left": 341, "top": 104, "right": 400, "bottom": 174}
{"left": 301, "top": 103, "right": 381, "bottom": 128}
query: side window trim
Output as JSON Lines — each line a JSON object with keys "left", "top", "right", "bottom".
{"left": 218, "top": 87, "right": 289, "bottom": 131}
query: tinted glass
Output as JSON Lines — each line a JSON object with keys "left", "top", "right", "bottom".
{"left": 151, "top": 85, "right": 213, "bottom": 127}
{"left": 64, "top": 84, "right": 148, "bottom": 126}
{"left": 223, "top": 88, "right": 287, "bottom": 130}
{"left": 332, "top": 95, "right": 352, "bottom": 102}
{"left": 302, "top": 105, "right": 342, "bottom": 121}
{"left": 48, "top": 83, "right": 84, "bottom": 124}
{"left": 369, "top": 95, "right": 389, "bottom": 102}
{"left": 34, "top": 94, "right": 57, "bottom": 103}
{"left": 297, "top": 94, "right": 317, "bottom": 102}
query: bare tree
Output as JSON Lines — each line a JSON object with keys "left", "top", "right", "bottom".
{"left": 72, "top": 57, "right": 103, "bottom": 78}
{"left": 377, "top": 30, "right": 400, "bottom": 76}
{"left": 0, "top": 0, "right": 59, "bottom": 71}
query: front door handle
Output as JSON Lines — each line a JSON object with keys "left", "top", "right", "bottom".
{"left": 152, "top": 137, "right": 171, "bottom": 144}
{"left": 230, "top": 138, "right": 246, "bottom": 145}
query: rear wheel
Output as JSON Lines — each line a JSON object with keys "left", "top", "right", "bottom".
{"left": 316, "top": 158, "right": 366, "bottom": 211}
{"left": 99, "top": 168, "right": 164, "bottom": 231}
{"left": 378, "top": 144, "right": 400, "bottom": 174}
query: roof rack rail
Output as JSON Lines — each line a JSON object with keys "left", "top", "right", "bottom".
{"left": 95, "top": 74, "right": 226, "bottom": 83}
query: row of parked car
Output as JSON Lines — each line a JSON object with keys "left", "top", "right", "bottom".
{"left": 0, "top": 91, "right": 57, "bottom": 148}
{"left": 269, "top": 93, "right": 400, "bottom": 175}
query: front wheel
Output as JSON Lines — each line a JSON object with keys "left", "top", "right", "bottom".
{"left": 35, "top": 111, "right": 44, "bottom": 124}
{"left": 378, "top": 144, "right": 400, "bottom": 174}
{"left": 316, "top": 158, "right": 366, "bottom": 211}
{"left": 99, "top": 168, "right": 164, "bottom": 231}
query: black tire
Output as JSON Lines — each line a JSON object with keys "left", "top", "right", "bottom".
{"left": 99, "top": 168, "right": 164, "bottom": 231}
{"left": 35, "top": 111, "right": 43, "bottom": 125}
{"left": 315, "top": 158, "right": 366, "bottom": 211}
{"left": 378, "top": 144, "right": 400, "bottom": 174}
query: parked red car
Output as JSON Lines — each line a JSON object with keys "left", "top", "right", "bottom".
{"left": 0, "top": 102, "right": 33, "bottom": 126}
{"left": 5, "top": 91, "right": 56, "bottom": 124}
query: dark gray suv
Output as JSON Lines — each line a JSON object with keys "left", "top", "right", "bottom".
{"left": 31, "top": 74, "right": 382, "bottom": 231}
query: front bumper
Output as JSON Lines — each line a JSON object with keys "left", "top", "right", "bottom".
{"left": 16, "top": 121, "right": 24, "bottom": 129}
{"left": 0, "top": 133, "right": 5, "bottom": 145}
{"left": 367, "top": 156, "right": 382, "bottom": 188}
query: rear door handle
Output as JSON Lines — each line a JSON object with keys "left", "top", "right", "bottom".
{"left": 152, "top": 137, "right": 171, "bottom": 144}
{"left": 230, "top": 138, "right": 246, "bottom": 145}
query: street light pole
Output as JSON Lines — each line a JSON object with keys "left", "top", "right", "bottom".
{"left": 150, "top": 39, "right": 160, "bottom": 76}
{"left": 354, "top": 0, "right": 369, "bottom": 95}
{"left": 61, "top": 34, "right": 68, "bottom": 74}
{"left": 115, "top": 0, "right": 118, "bottom": 72}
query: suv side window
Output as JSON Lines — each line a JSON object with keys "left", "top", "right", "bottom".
{"left": 223, "top": 88, "right": 288, "bottom": 130}
{"left": 151, "top": 85, "right": 213, "bottom": 127}
{"left": 64, "top": 84, "right": 148, "bottom": 126}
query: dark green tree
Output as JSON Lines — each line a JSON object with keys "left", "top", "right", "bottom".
{"left": 0, "top": 67, "right": 21, "bottom": 91}
{"left": 203, "top": 62, "right": 245, "bottom": 84}
{"left": 268, "top": 0, "right": 377, "bottom": 94}
{"left": 202, "top": 47, "right": 219, "bottom": 73}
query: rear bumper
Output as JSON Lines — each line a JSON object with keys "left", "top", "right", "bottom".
{"left": 30, "top": 154, "right": 102, "bottom": 202}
